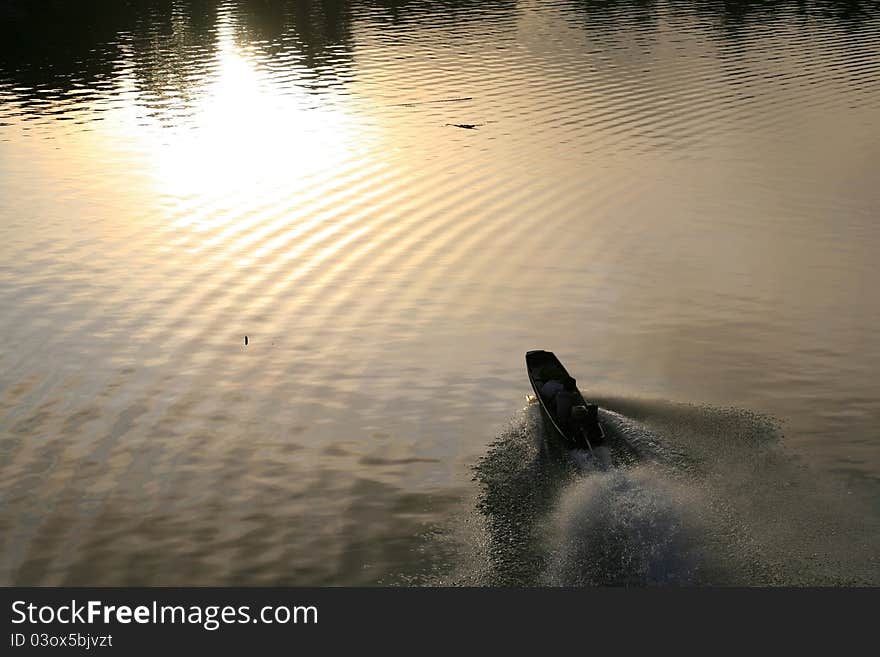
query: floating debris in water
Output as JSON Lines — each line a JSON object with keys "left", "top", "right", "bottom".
{"left": 445, "top": 123, "right": 483, "bottom": 130}
{"left": 244, "top": 335, "right": 248, "bottom": 346}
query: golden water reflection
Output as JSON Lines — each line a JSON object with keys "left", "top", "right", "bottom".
{"left": 1, "top": 0, "right": 879, "bottom": 585}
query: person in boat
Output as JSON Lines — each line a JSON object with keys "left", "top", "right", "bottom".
{"left": 540, "top": 376, "right": 566, "bottom": 400}
{"left": 554, "top": 376, "right": 578, "bottom": 430}
{"left": 571, "top": 403, "right": 599, "bottom": 443}
{"left": 540, "top": 375, "right": 577, "bottom": 422}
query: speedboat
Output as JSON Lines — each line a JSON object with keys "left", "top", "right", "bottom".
{"left": 526, "top": 349, "right": 605, "bottom": 450}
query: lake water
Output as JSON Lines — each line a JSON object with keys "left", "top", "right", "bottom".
{"left": 1, "top": 0, "right": 878, "bottom": 585}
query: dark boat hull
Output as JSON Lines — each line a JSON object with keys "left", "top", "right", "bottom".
{"left": 526, "top": 349, "right": 605, "bottom": 449}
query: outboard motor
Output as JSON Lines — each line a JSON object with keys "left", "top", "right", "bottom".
{"left": 572, "top": 403, "right": 602, "bottom": 450}
{"left": 572, "top": 403, "right": 598, "bottom": 426}
{"left": 584, "top": 403, "right": 598, "bottom": 424}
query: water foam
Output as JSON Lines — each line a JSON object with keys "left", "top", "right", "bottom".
{"left": 542, "top": 466, "right": 703, "bottom": 586}
{"left": 467, "top": 397, "right": 879, "bottom": 586}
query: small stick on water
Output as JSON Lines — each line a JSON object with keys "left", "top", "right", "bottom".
{"left": 244, "top": 335, "right": 248, "bottom": 346}
{"left": 391, "top": 96, "right": 473, "bottom": 107}
{"left": 445, "top": 123, "right": 483, "bottom": 129}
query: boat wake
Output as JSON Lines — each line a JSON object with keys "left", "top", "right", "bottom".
{"left": 458, "top": 397, "right": 878, "bottom": 586}
{"left": 542, "top": 466, "right": 700, "bottom": 586}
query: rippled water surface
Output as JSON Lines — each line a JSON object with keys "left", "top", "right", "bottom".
{"left": 2, "top": 0, "right": 879, "bottom": 585}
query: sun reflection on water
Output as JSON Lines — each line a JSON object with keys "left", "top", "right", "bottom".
{"left": 129, "top": 32, "right": 363, "bottom": 235}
